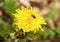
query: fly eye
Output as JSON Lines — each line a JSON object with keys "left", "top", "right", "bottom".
{"left": 31, "top": 14, "right": 36, "bottom": 19}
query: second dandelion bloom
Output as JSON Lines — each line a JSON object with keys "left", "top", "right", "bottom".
{"left": 13, "top": 6, "right": 46, "bottom": 33}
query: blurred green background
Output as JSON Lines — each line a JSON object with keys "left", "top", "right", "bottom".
{"left": 0, "top": 0, "right": 60, "bottom": 42}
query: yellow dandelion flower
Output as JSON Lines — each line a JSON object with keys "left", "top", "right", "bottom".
{"left": 13, "top": 6, "right": 46, "bottom": 33}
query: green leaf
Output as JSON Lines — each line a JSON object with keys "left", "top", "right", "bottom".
{"left": 48, "top": 29, "right": 55, "bottom": 39}
{"left": 0, "top": 18, "right": 14, "bottom": 36}
{"left": 4, "top": 0, "right": 18, "bottom": 14}
{"left": 0, "top": 2, "right": 4, "bottom": 7}
{"left": 49, "top": 8, "right": 57, "bottom": 18}
{"left": 27, "top": 33, "right": 38, "bottom": 40}
{"left": 56, "top": 26, "right": 60, "bottom": 34}
{"left": 18, "top": 39, "right": 27, "bottom": 42}
{"left": 37, "top": 29, "right": 49, "bottom": 38}
{"left": 46, "top": 8, "right": 58, "bottom": 21}
{"left": 42, "top": 29, "right": 49, "bottom": 38}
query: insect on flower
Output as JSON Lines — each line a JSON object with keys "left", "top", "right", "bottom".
{"left": 13, "top": 6, "right": 46, "bottom": 33}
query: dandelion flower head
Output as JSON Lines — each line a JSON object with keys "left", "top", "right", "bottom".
{"left": 13, "top": 6, "right": 46, "bottom": 33}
